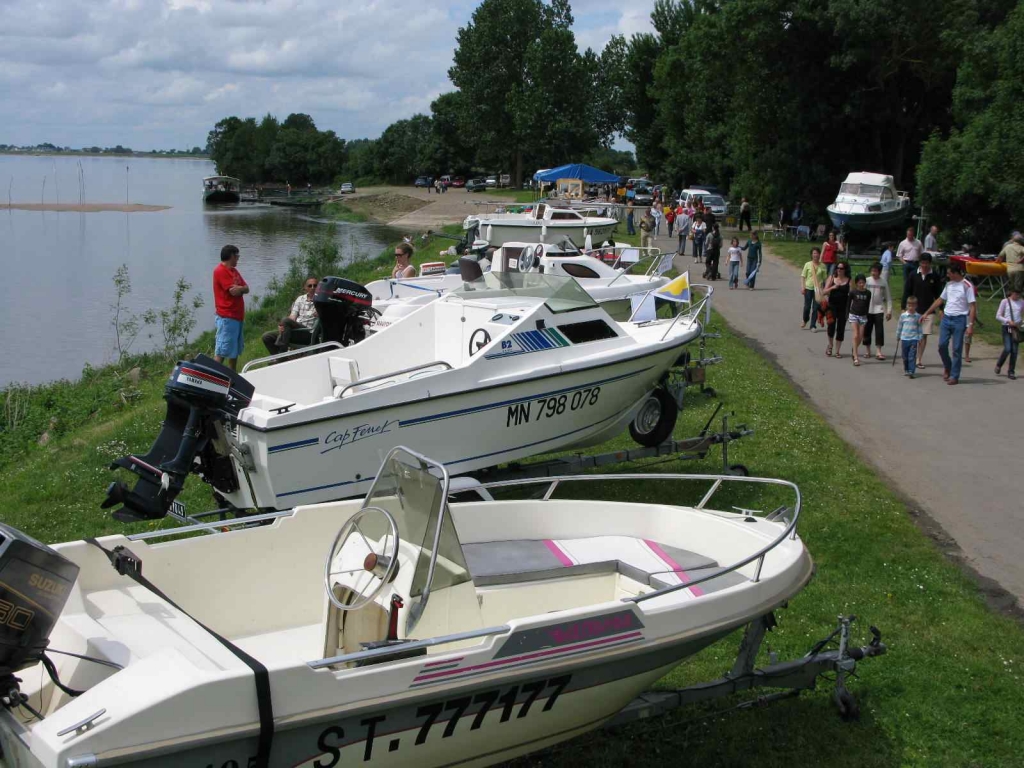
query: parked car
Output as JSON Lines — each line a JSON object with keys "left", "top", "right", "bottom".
{"left": 414, "top": 176, "right": 433, "bottom": 188}
{"left": 338, "top": 182, "right": 355, "bottom": 194}
{"left": 485, "top": 176, "right": 497, "bottom": 187}
{"left": 451, "top": 176, "right": 466, "bottom": 188}
{"left": 633, "top": 185, "right": 654, "bottom": 206}
{"left": 466, "top": 178, "right": 487, "bottom": 192}
{"left": 678, "top": 188, "right": 728, "bottom": 218}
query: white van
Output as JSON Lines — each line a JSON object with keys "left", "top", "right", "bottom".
{"left": 440, "top": 175, "right": 453, "bottom": 186}
{"left": 679, "top": 188, "right": 728, "bottom": 218}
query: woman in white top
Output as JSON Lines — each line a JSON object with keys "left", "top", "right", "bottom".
{"left": 691, "top": 216, "right": 707, "bottom": 264}
{"left": 727, "top": 237, "right": 744, "bottom": 289}
{"left": 392, "top": 242, "right": 416, "bottom": 279}
{"left": 995, "top": 288, "right": 1022, "bottom": 379}
{"left": 862, "top": 262, "right": 893, "bottom": 360}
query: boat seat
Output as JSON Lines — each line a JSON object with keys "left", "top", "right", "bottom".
{"left": 462, "top": 536, "right": 746, "bottom": 597}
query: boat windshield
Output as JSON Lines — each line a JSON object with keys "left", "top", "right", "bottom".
{"left": 454, "top": 271, "right": 598, "bottom": 313}
{"left": 839, "top": 183, "right": 884, "bottom": 198}
{"left": 362, "top": 451, "right": 471, "bottom": 597}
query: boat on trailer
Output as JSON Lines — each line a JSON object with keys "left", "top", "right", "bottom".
{"left": 0, "top": 447, "right": 824, "bottom": 768}
{"left": 465, "top": 202, "right": 618, "bottom": 247}
{"left": 826, "top": 172, "right": 911, "bottom": 233}
{"left": 102, "top": 272, "right": 704, "bottom": 521}
{"left": 203, "top": 176, "right": 241, "bottom": 204}
{"left": 366, "top": 242, "right": 671, "bottom": 330}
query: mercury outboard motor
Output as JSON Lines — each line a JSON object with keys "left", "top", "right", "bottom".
{"left": 312, "top": 277, "right": 374, "bottom": 347}
{"left": 102, "top": 354, "right": 254, "bottom": 522}
{"left": 0, "top": 525, "right": 79, "bottom": 703}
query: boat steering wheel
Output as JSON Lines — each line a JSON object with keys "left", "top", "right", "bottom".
{"left": 517, "top": 243, "right": 543, "bottom": 273}
{"left": 324, "top": 506, "right": 400, "bottom": 612}
{"left": 468, "top": 328, "right": 491, "bottom": 357}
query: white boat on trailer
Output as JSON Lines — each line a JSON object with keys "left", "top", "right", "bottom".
{"left": 366, "top": 242, "right": 671, "bottom": 330}
{"left": 465, "top": 202, "right": 618, "bottom": 247}
{"left": 101, "top": 272, "right": 704, "bottom": 520}
{"left": 0, "top": 447, "right": 888, "bottom": 768}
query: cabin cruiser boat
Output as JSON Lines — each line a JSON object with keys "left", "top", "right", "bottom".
{"left": 366, "top": 242, "right": 670, "bottom": 330}
{"left": 0, "top": 447, "right": 814, "bottom": 768}
{"left": 826, "top": 172, "right": 911, "bottom": 233}
{"left": 203, "top": 176, "right": 241, "bottom": 204}
{"left": 102, "top": 272, "right": 704, "bottom": 520}
{"left": 464, "top": 202, "right": 618, "bottom": 247}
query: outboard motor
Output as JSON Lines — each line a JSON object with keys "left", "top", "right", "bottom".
{"left": 0, "top": 524, "right": 79, "bottom": 702}
{"left": 312, "top": 277, "right": 374, "bottom": 347}
{"left": 102, "top": 354, "right": 254, "bottom": 522}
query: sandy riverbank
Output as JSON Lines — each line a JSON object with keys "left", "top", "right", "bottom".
{"left": 1, "top": 202, "right": 171, "bottom": 212}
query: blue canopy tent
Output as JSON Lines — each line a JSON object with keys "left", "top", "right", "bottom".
{"left": 532, "top": 164, "right": 620, "bottom": 184}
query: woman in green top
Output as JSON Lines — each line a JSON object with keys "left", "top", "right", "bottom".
{"left": 800, "top": 248, "right": 826, "bottom": 330}
{"left": 743, "top": 232, "right": 763, "bottom": 289}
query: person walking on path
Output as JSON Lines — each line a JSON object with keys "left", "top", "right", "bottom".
{"left": 639, "top": 209, "right": 656, "bottom": 249}
{"left": 902, "top": 253, "right": 944, "bottom": 369}
{"left": 212, "top": 244, "right": 248, "bottom": 371}
{"left": 821, "top": 230, "right": 845, "bottom": 277}
{"left": 727, "top": 237, "right": 744, "bottom": 289}
{"left": 705, "top": 224, "right": 723, "bottom": 281}
{"left": 739, "top": 198, "right": 752, "bottom": 231}
{"left": 262, "top": 276, "right": 318, "bottom": 355}
{"left": 896, "top": 296, "right": 924, "bottom": 378}
{"left": 652, "top": 205, "right": 663, "bottom": 237}
{"left": 924, "top": 225, "right": 939, "bottom": 252}
{"left": 897, "top": 226, "right": 924, "bottom": 285}
{"left": 879, "top": 242, "right": 894, "bottom": 284}
{"left": 823, "top": 262, "right": 851, "bottom": 358}
{"left": 922, "top": 262, "right": 976, "bottom": 385}
{"left": 997, "top": 231, "right": 1024, "bottom": 295}
{"left": 742, "top": 232, "right": 763, "bottom": 289}
{"left": 665, "top": 205, "right": 676, "bottom": 238}
{"left": 800, "top": 248, "right": 826, "bottom": 330}
{"left": 847, "top": 274, "right": 871, "bottom": 366}
{"left": 676, "top": 206, "right": 691, "bottom": 256}
{"left": 863, "top": 262, "right": 892, "bottom": 360}
{"left": 692, "top": 214, "right": 707, "bottom": 264}
{"left": 995, "top": 288, "right": 1022, "bottom": 379}
{"left": 626, "top": 203, "right": 636, "bottom": 236}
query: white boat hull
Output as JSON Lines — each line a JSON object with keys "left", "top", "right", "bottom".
{"left": 478, "top": 221, "right": 618, "bottom": 247}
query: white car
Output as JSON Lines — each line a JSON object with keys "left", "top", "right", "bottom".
{"left": 338, "top": 182, "right": 355, "bottom": 194}
{"left": 485, "top": 176, "right": 498, "bottom": 187}
{"left": 679, "top": 188, "right": 727, "bottom": 218}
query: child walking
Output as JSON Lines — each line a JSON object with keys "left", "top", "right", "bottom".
{"left": 727, "top": 237, "right": 743, "bottom": 289}
{"left": 847, "top": 274, "right": 871, "bottom": 366}
{"left": 896, "top": 296, "right": 923, "bottom": 378}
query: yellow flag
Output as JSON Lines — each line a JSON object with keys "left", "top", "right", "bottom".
{"left": 654, "top": 271, "right": 691, "bottom": 303}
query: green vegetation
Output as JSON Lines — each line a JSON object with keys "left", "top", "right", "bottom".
{"left": 766, "top": 239, "right": 1003, "bottom": 347}
{"left": 321, "top": 201, "right": 369, "bottom": 223}
{"left": 481, "top": 188, "right": 538, "bottom": 204}
{"left": 1, "top": 233, "right": 1022, "bottom": 763}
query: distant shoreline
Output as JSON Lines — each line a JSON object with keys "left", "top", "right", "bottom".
{"left": 0, "top": 151, "right": 209, "bottom": 160}
{"left": 1, "top": 202, "right": 171, "bottom": 212}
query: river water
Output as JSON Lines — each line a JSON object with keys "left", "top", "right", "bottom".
{"left": 0, "top": 154, "right": 399, "bottom": 387}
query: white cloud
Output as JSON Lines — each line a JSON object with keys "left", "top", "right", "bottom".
{"left": 0, "top": 0, "right": 655, "bottom": 148}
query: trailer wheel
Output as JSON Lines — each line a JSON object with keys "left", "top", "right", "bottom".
{"left": 629, "top": 388, "right": 678, "bottom": 447}
{"left": 834, "top": 685, "right": 860, "bottom": 722}
{"left": 729, "top": 464, "right": 750, "bottom": 477}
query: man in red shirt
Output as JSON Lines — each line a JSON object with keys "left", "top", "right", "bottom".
{"left": 213, "top": 244, "right": 248, "bottom": 370}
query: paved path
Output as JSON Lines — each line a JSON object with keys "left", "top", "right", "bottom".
{"left": 657, "top": 230, "right": 1023, "bottom": 609}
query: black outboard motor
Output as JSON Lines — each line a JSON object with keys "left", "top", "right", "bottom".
{"left": 312, "top": 277, "right": 374, "bottom": 347}
{"left": 0, "top": 525, "right": 79, "bottom": 699}
{"left": 102, "top": 354, "right": 254, "bottom": 522}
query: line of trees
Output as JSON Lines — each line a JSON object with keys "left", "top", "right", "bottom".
{"left": 206, "top": 0, "right": 1024, "bottom": 247}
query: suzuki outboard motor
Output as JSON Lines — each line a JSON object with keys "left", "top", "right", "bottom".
{"left": 312, "top": 277, "right": 374, "bottom": 347}
{"left": 0, "top": 524, "right": 79, "bottom": 698}
{"left": 102, "top": 354, "right": 254, "bottom": 522}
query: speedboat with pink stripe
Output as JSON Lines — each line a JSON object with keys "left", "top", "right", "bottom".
{"left": 0, "top": 447, "right": 813, "bottom": 768}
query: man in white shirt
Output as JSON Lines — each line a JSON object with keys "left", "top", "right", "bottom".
{"left": 262, "top": 277, "right": 319, "bottom": 354}
{"left": 923, "top": 225, "right": 939, "bottom": 252}
{"left": 896, "top": 227, "right": 924, "bottom": 285}
{"left": 922, "top": 263, "right": 976, "bottom": 385}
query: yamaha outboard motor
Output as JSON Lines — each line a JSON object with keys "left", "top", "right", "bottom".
{"left": 102, "top": 354, "right": 254, "bottom": 522}
{"left": 0, "top": 524, "right": 79, "bottom": 701}
{"left": 312, "top": 277, "right": 374, "bottom": 347}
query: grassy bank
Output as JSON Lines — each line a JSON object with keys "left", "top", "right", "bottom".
{"left": 321, "top": 200, "right": 369, "bottom": 223}
{"left": 1, "top": 230, "right": 1021, "bottom": 765}
{"left": 764, "top": 239, "right": 1004, "bottom": 347}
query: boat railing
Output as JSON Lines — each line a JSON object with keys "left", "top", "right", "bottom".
{"left": 336, "top": 360, "right": 453, "bottom": 398}
{"left": 626, "top": 282, "right": 714, "bottom": 340}
{"left": 242, "top": 341, "right": 344, "bottom": 373}
{"left": 461, "top": 472, "right": 801, "bottom": 605}
{"left": 583, "top": 246, "right": 665, "bottom": 282}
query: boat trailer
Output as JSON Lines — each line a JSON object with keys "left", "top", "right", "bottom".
{"left": 608, "top": 613, "right": 886, "bottom": 728}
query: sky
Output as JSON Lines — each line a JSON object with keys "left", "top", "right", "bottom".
{"left": 0, "top": 0, "right": 655, "bottom": 150}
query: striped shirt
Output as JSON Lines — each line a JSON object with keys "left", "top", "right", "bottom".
{"left": 290, "top": 294, "right": 318, "bottom": 330}
{"left": 896, "top": 311, "right": 923, "bottom": 341}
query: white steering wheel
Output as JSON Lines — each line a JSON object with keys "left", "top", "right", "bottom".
{"left": 517, "top": 247, "right": 533, "bottom": 273}
{"left": 324, "top": 506, "right": 400, "bottom": 611}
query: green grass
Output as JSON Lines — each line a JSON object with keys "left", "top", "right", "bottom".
{"left": 1, "top": 230, "right": 1022, "bottom": 766}
{"left": 321, "top": 201, "right": 369, "bottom": 223}
{"left": 482, "top": 188, "right": 538, "bottom": 203}
{"left": 765, "top": 239, "right": 1003, "bottom": 347}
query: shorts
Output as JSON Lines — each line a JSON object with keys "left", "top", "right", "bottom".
{"left": 849, "top": 314, "right": 868, "bottom": 325}
{"left": 920, "top": 314, "right": 935, "bottom": 335}
{"left": 215, "top": 316, "right": 244, "bottom": 358}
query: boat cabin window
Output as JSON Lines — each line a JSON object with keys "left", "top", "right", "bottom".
{"left": 557, "top": 319, "right": 618, "bottom": 343}
{"left": 363, "top": 455, "right": 471, "bottom": 597}
{"left": 561, "top": 263, "right": 600, "bottom": 279}
{"left": 534, "top": 203, "right": 547, "bottom": 220}
{"left": 839, "top": 183, "right": 884, "bottom": 199}
{"left": 881, "top": 187, "right": 894, "bottom": 200}
{"left": 455, "top": 272, "right": 598, "bottom": 313}
{"left": 550, "top": 210, "right": 582, "bottom": 221}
